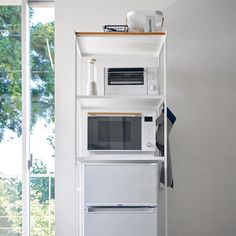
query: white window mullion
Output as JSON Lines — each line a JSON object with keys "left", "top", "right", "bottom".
{"left": 22, "top": 0, "right": 31, "bottom": 235}
{"left": 0, "top": 0, "right": 21, "bottom": 5}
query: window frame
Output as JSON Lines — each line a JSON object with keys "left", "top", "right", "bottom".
{"left": 23, "top": 2, "right": 55, "bottom": 235}
{"left": 22, "top": 1, "right": 31, "bottom": 235}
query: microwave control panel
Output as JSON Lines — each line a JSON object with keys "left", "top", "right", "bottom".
{"left": 142, "top": 114, "right": 156, "bottom": 151}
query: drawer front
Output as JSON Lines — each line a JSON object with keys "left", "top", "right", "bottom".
{"left": 84, "top": 206, "right": 158, "bottom": 236}
{"left": 84, "top": 164, "right": 159, "bottom": 205}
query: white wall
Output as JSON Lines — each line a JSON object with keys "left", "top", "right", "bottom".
{"left": 55, "top": 0, "right": 236, "bottom": 235}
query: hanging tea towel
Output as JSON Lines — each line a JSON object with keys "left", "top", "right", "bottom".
{"left": 156, "top": 107, "right": 176, "bottom": 188}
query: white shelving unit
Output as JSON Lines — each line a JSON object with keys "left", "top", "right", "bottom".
{"left": 75, "top": 32, "right": 168, "bottom": 236}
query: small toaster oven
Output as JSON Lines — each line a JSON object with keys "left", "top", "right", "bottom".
{"left": 104, "top": 67, "right": 159, "bottom": 95}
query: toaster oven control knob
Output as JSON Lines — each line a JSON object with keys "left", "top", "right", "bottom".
{"left": 149, "top": 85, "right": 156, "bottom": 91}
{"left": 146, "top": 142, "right": 152, "bottom": 148}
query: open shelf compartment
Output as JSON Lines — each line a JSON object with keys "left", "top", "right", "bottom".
{"left": 75, "top": 32, "right": 166, "bottom": 57}
{"left": 77, "top": 155, "right": 165, "bottom": 164}
{"left": 77, "top": 95, "right": 164, "bottom": 110}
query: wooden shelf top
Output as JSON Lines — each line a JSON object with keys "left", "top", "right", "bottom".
{"left": 75, "top": 32, "right": 166, "bottom": 37}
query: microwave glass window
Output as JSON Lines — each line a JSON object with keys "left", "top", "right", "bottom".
{"left": 88, "top": 116, "right": 141, "bottom": 150}
{"left": 98, "top": 121, "right": 131, "bottom": 142}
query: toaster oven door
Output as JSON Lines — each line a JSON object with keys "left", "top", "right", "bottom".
{"left": 105, "top": 68, "right": 147, "bottom": 95}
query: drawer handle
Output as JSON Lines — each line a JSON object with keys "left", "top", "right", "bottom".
{"left": 86, "top": 206, "right": 156, "bottom": 214}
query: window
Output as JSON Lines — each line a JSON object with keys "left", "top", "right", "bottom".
{"left": 0, "top": 2, "right": 54, "bottom": 236}
{"left": 0, "top": 5, "right": 22, "bottom": 236}
{"left": 29, "top": 6, "right": 55, "bottom": 236}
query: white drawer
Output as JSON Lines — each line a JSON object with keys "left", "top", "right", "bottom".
{"left": 84, "top": 206, "right": 158, "bottom": 236}
{"left": 84, "top": 164, "right": 159, "bottom": 205}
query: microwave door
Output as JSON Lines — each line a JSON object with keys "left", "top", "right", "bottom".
{"left": 88, "top": 116, "right": 124, "bottom": 150}
{"left": 88, "top": 116, "right": 141, "bottom": 150}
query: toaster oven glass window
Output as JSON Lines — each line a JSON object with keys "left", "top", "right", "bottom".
{"left": 107, "top": 68, "right": 144, "bottom": 85}
{"left": 88, "top": 116, "right": 141, "bottom": 150}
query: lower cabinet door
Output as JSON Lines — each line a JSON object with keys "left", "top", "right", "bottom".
{"left": 84, "top": 164, "right": 159, "bottom": 205}
{"left": 84, "top": 206, "right": 158, "bottom": 236}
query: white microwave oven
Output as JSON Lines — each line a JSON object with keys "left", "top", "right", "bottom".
{"left": 87, "top": 112, "right": 156, "bottom": 151}
{"left": 104, "top": 67, "right": 159, "bottom": 95}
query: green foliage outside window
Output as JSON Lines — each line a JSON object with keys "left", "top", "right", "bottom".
{"left": 0, "top": 6, "right": 22, "bottom": 141}
{"left": 0, "top": 6, "right": 54, "bottom": 141}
